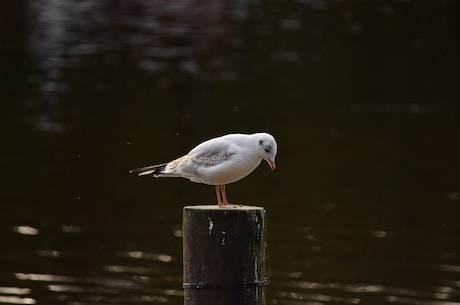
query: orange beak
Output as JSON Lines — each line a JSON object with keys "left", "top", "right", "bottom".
{"left": 267, "top": 160, "right": 276, "bottom": 173}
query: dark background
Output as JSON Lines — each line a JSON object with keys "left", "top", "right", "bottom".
{"left": 1, "top": 1, "right": 459, "bottom": 304}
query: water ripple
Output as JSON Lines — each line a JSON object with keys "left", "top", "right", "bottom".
{"left": 273, "top": 280, "right": 460, "bottom": 305}
{"left": 0, "top": 296, "right": 36, "bottom": 305}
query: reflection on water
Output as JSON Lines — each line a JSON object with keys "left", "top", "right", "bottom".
{"left": 1, "top": 0, "right": 460, "bottom": 304}
{"left": 27, "top": 0, "right": 246, "bottom": 133}
{"left": 13, "top": 226, "right": 39, "bottom": 236}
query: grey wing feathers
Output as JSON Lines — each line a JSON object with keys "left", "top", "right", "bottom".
{"left": 193, "top": 153, "right": 235, "bottom": 167}
{"left": 129, "top": 163, "right": 168, "bottom": 176}
{"left": 187, "top": 138, "right": 236, "bottom": 168}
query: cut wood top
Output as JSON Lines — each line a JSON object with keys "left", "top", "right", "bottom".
{"left": 184, "top": 205, "right": 264, "bottom": 211}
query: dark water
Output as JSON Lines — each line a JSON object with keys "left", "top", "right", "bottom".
{"left": 1, "top": 1, "right": 460, "bottom": 304}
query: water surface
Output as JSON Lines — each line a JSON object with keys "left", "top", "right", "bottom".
{"left": 1, "top": 1, "right": 459, "bottom": 304}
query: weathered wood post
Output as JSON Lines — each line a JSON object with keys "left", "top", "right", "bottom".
{"left": 183, "top": 205, "right": 268, "bottom": 305}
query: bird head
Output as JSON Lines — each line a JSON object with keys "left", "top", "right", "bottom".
{"left": 255, "top": 133, "right": 277, "bottom": 173}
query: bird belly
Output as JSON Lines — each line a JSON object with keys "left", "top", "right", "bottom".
{"left": 190, "top": 157, "right": 261, "bottom": 185}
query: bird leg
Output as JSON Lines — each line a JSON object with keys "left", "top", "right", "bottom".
{"left": 215, "top": 184, "right": 240, "bottom": 208}
{"left": 220, "top": 184, "right": 241, "bottom": 208}
{"left": 221, "top": 184, "right": 229, "bottom": 206}
{"left": 215, "top": 184, "right": 223, "bottom": 207}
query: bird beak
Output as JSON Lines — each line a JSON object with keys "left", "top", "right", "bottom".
{"left": 267, "top": 160, "right": 276, "bottom": 173}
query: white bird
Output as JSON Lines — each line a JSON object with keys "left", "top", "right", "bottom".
{"left": 129, "top": 132, "right": 277, "bottom": 207}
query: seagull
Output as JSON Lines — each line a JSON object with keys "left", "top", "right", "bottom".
{"left": 129, "top": 132, "right": 277, "bottom": 207}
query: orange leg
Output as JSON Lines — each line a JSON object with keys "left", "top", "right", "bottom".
{"left": 221, "top": 184, "right": 229, "bottom": 206}
{"left": 215, "top": 185, "right": 223, "bottom": 207}
{"left": 220, "top": 184, "right": 240, "bottom": 208}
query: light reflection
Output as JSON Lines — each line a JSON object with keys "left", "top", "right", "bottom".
{"left": 370, "top": 230, "right": 387, "bottom": 238}
{"left": 108, "top": 295, "right": 170, "bottom": 303}
{"left": 173, "top": 229, "right": 183, "bottom": 237}
{"left": 13, "top": 226, "right": 39, "bottom": 236}
{"left": 289, "top": 281, "right": 387, "bottom": 293}
{"left": 285, "top": 280, "right": 459, "bottom": 304}
{"left": 48, "top": 284, "right": 119, "bottom": 294}
{"left": 383, "top": 287, "right": 449, "bottom": 300}
{"left": 438, "top": 265, "right": 460, "bottom": 273}
{"left": 36, "top": 250, "right": 61, "bottom": 257}
{"left": 433, "top": 292, "right": 450, "bottom": 300}
{"left": 335, "top": 297, "right": 361, "bottom": 304}
{"left": 16, "top": 272, "right": 144, "bottom": 291}
{"left": 0, "top": 296, "right": 36, "bottom": 305}
{"left": 447, "top": 192, "right": 459, "bottom": 201}
{"left": 139, "top": 295, "right": 169, "bottom": 303}
{"left": 92, "top": 277, "right": 142, "bottom": 290}
{"left": 47, "top": 285, "right": 83, "bottom": 293}
{"left": 435, "top": 286, "right": 453, "bottom": 294}
{"left": 342, "top": 284, "right": 385, "bottom": 293}
{"left": 15, "top": 273, "right": 75, "bottom": 283}
{"left": 103, "top": 265, "right": 151, "bottom": 274}
{"left": 287, "top": 272, "right": 303, "bottom": 279}
{"left": 277, "top": 290, "right": 360, "bottom": 304}
{"left": 161, "top": 289, "right": 183, "bottom": 297}
{"left": 60, "top": 225, "right": 82, "bottom": 233}
{"left": 0, "top": 287, "right": 30, "bottom": 295}
{"left": 386, "top": 296, "right": 460, "bottom": 305}
{"left": 131, "top": 275, "right": 151, "bottom": 283}
{"left": 123, "top": 251, "right": 173, "bottom": 263}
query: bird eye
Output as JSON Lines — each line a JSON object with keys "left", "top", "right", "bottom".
{"left": 264, "top": 146, "right": 271, "bottom": 153}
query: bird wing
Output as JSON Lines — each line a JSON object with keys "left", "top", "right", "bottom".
{"left": 190, "top": 151, "right": 236, "bottom": 168}
{"left": 186, "top": 137, "right": 237, "bottom": 168}
{"left": 130, "top": 136, "right": 239, "bottom": 178}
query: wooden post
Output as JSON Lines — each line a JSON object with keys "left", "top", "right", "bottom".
{"left": 183, "top": 205, "right": 267, "bottom": 305}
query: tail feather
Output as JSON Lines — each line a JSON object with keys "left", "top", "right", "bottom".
{"left": 129, "top": 163, "right": 168, "bottom": 177}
